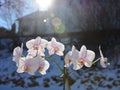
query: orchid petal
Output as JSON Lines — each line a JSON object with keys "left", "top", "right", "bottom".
{"left": 84, "top": 60, "right": 92, "bottom": 67}
{"left": 41, "top": 38, "right": 48, "bottom": 48}
{"left": 71, "top": 46, "right": 79, "bottom": 60}
{"left": 34, "top": 37, "right": 41, "bottom": 45}
{"left": 17, "top": 57, "right": 26, "bottom": 73}
{"left": 56, "top": 51, "right": 64, "bottom": 56}
{"left": 85, "top": 50, "right": 95, "bottom": 62}
{"left": 64, "top": 51, "right": 72, "bottom": 67}
{"left": 38, "top": 59, "right": 50, "bottom": 75}
{"left": 57, "top": 42, "right": 65, "bottom": 51}
{"left": 72, "top": 46, "right": 80, "bottom": 70}
{"left": 51, "top": 37, "right": 57, "bottom": 43}
{"left": 26, "top": 39, "right": 35, "bottom": 49}
{"left": 13, "top": 43, "right": 23, "bottom": 65}
{"left": 13, "top": 47, "right": 21, "bottom": 61}
{"left": 79, "top": 45, "right": 87, "bottom": 58}
{"left": 48, "top": 48, "right": 55, "bottom": 55}
{"left": 73, "top": 64, "right": 83, "bottom": 70}
{"left": 40, "top": 61, "right": 49, "bottom": 75}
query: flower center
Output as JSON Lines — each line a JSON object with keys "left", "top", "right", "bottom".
{"left": 103, "top": 58, "right": 108, "bottom": 65}
{"left": 24, "top": 66, "right": 30, "bottom": 72}
{"left": 78, "top": 59, "right": 85, "bottom": 65}
{"left": 38, "top": 66, "right": 43, "bottom": 72}
{"left": 54, "top": 47, "right": 59, "bottom": 53}
{"left": 66, "top": 59, "right": 72, "bottom": 66}
{"left": 68, "top": 59, "right": 72, "bottom": 64}
{"left": 33, "top": 45, "right": 39, "bottom": 50}
{"left": 104, "top": 59, "right": 108, "bottom": 65}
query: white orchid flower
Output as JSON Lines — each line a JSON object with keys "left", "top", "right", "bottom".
{"left": 17, "top": 56, "right": 39, "bottom": 75}
{"left": 26, "top": 36, "right": 48, "bottom": 57}
{"left": 17, "top": 55, "right": 50, "bottom": 75}
{"left": 47, "top": 37, "right": 65, "bottom": 56}
{"left": 13, "top": 43, "right": 23, "bottom": 66}
{"left": 73, "top": 45, "right": 95, "bottom": 70}
{"left": 64, "top": 46, "right": 79, "bottom": 67}
{"left": 99, "top": 46, "right": 110, "bottom": 68}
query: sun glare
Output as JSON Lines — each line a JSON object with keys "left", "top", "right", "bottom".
{"left": 36, "top": 0, "right": 53, "bottom": 11}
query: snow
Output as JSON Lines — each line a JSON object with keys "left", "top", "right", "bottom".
{"left": 0, "top": 38, "right": 120, "bottom": 90}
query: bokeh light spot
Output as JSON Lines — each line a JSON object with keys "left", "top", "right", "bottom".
{"left": 54, "top": 24, "right": 65, "bottom": 34}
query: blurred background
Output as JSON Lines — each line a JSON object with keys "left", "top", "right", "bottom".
{"left": 0, "top": 0, "right": 120, "bottom": 90}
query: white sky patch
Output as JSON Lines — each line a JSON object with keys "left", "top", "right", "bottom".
{"left": 36, "top": 0, "right": 54, "bottom": 11}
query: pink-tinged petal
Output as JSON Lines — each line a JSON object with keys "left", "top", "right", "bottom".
{"left": 38, "top": 59, "right": 50, "bottom": 75}
{"left": 17, "top": 57, "right": 26, "bottom": 73}
{"left": 27, "top": 49, "right": 37, "bottom": 57}
{"left": 56, "top": 51, "right": 64, "bottom": 56}
{"left": 43, "top": 60, "right": 50, "bottom": 71}
{"left": 72, "top": 46, "right": 81, "bottom": 70}
{"left": 41, "top": 38, "right": 48, "bottom": 48}
{"left": 39, "top": 60, "right": 50, "bottom": 75}
{"left": 39, "top": 71, "right": 46, "bottom": 75}
{"left": 71, "top": 46, "right": 79, "bottom": 60}
{"left": 13, "top": 47, "right": 21, "bottom": 60}
{"left": 13, "top": 43, "right": 23, "bottom": 65}
{"left": 47, "top": 42, "right": 54, "bottom": 55}
{"left": 26, "top": 39, "right": 35, "bottom": 49}
{"left": 48, "top": 48, "right": 55, "bottom": 55}
{"left": 13, "top": 44, "right": 23, "bottom": 58}
{"left": 51, "top": 38, "right": 59, "bottom": 48}
{"left": 64, "top": 51, "right": 72, "bottom": 67}
{"left": 34, "top": 37, "right": 41, "bottom": 46}
{"left": 85, "top": 50, "right": 95, "bottom": 62}
{"left": 84, "top": 60, "right": 92, "bottom": 67}
{"left": 57, "top": 42, "right": 65, "bottom": 51}
{"left": 51, "top": 37, "right": 57, "bottom": 43}
{"left": 47, "top": 42, "right": 52, "bottom": 50}
{"left": 79, "top": 45, "right": 87, "bottom": 58}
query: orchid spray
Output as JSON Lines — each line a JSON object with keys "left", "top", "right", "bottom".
{"left": 13, "top": 36, "right": 110, "bottom": 90}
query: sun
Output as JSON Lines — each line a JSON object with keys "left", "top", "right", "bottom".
{"left": 36, "top": 0, "right": 53, "bottom": 11}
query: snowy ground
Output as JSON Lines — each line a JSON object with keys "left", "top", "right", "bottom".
{"left": 0, "top": 38, "right": 120, "bottom": 90}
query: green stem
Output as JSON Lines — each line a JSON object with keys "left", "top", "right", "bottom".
{"left": 63, "top": 68, "right": 71, "bottom": 90}
{"left": 92, "top": 58, "right": 101, "bottom": 65}
{"left": 66, "top": 77, "right": 71, "bottom": 90}
{"left": 62, "top": 54, "right": 65, "bottom": 90}
{"left": 42, "top": 56, "right": 71, "bottom": 90}
{"left": 66, "top": 70, "right": 71, "bottom": 90}
{"left": 42, "top": 56, "right": 63, "bottom": 73}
